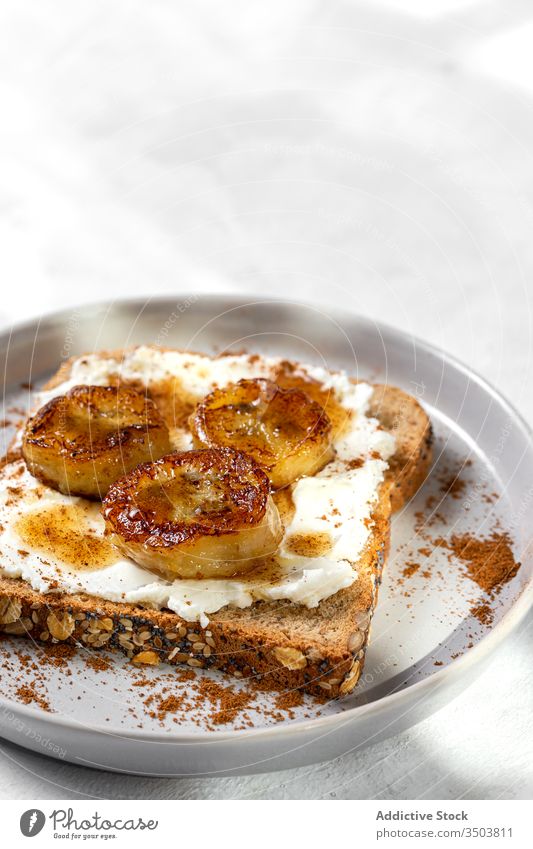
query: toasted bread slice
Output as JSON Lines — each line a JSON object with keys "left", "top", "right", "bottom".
{"left": 0, "top": 353, "right": 432, "bottom": 698}
{"left": 368, "top": 384, "right": 433, "bottom": 512}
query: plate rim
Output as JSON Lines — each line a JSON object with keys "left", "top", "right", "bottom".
{"left": 1, "top": 293, "right": 532, "bottom": 746}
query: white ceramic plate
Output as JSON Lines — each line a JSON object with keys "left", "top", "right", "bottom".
{"left": 0, "top": 296, "right": 531, "bottom": 776}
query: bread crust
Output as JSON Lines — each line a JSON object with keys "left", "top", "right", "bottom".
{"left": 368, "top": 383, "right": 433, "bottom": 511}
{"left": 0, "top": 347, "right": 431, "bottom": 698}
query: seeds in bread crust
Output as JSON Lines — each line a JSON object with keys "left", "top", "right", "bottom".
{"left": 2, "top": 619, "right": 31, "bottom": 635}
{"left": 347, "top": 630, "right": 364, "bottom": 652}
{"left": 306, "top": 647, "right": 323, "bottom": 663}
{"left": 339, "top": 660, "right": 361, "bottom": 695}
{"left": 354, "top": 611, "right": 371, "bottom": 631}
{"left": 132, "top": 650, "right": 160, "bottom": 665}
{"left": 168, "top": 650, "right": 189, "bottom": 662}
{"left": 47, "top": 611, "right": 75, "bottom": 640}
{"left": 0, "top": 597, "right": 22, "bottom": 625}
{"left": 272, "top": 647, "right": 307, "bottom": 670}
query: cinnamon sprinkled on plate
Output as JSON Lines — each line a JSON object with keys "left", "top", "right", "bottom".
{"left": 435, "top": 532, "right": 520, "bottom": 595}
{"left": 469, "top": 603, "right": 494, "bottom": 627}
{"left": 16, "top": 683, "right": 50, "bottom": 711}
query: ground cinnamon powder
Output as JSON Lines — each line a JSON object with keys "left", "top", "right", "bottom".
{"left": 469, "top": 603, "right": 494, "bottom": 627}
{"left": 436, "top": 532, "right": 520, "bottom": 595}
{"left": 38, "top": 642, "right": 77, "bottom": 667}
{"left": 438, "top": 472, "right": 466, "bottom": 500}
{"left": 84, "top": 653, "right": 112, "bottom": 672}
{"left": 15, "top": 683, "right": 50, "bottom": 711}
{"left": 0, "top": 457, "right": 521, "bottom": 725}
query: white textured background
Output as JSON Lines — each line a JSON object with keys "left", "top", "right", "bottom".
{"left": 0, "top": 0, "right": 532, "bottom": 799}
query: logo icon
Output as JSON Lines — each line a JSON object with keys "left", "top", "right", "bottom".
{"left": 20, "top": 810, "right": 46, "bottom": 837}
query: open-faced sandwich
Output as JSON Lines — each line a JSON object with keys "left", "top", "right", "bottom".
{"left": 0, "top": 346, "right": 432, "bottom": 698}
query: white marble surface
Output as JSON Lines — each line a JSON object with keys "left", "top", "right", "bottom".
{"left": 0, "top": 0, "right": 532, "bottom": 799}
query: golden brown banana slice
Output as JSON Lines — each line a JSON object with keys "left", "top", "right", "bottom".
{"left": 190, "top": 378, "right": 334, "bottom": 488}
{"left": 22, "top": 385, "right": 172, "bottom": 500}
{"left": 102, "top": 447, "right": 283, "bottom": 579}
{"left": 272, "top": 362, "right": 350, "bottom": 439}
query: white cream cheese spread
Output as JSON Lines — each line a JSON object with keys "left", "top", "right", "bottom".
{"left": 0, "top": 347, "right": 395, "bottom": 625}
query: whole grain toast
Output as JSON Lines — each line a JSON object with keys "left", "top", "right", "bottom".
{"left": 0, "top": 351, "right": 432, "bottom": 699}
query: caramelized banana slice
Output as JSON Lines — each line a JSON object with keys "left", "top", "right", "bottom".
{"left": 272, "top": 362, "right": 350, "bottom": 438}
{"left": 22, "top": 385, "right": 172, "bottom": 499}
{"left": 102, "top": 448, "right": 283, "bottom": 579}
{"left": 190, "top": 378, "right": 334, "bottom": 488}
